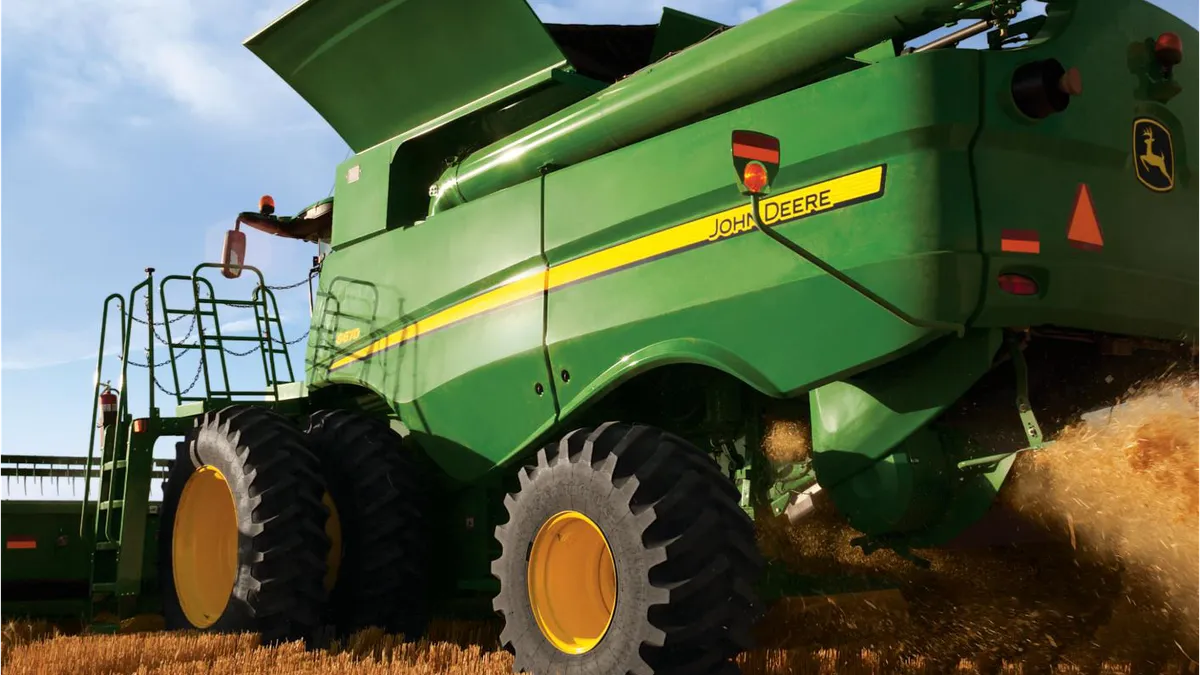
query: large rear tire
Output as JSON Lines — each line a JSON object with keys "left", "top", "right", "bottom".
{"left": 158, "top": 405, "right": 329, "bottom": 645}
{"left": 492, "top": 422, "right": 763, "bottom": 675}
{"left": 305, "top": 409, "right": 432, "bottom": 639}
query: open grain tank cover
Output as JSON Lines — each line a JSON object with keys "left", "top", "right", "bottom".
{"left": 243, "top": 0, "right": 572, "bottom": 152}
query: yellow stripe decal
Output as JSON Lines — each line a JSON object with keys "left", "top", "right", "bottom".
{"left": 329, "top": 164, "right": 886, "bottom": 371}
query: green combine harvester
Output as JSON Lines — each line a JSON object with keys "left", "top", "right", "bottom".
{"left": 2, "top": 0, "right": 1196, "bottom": 672}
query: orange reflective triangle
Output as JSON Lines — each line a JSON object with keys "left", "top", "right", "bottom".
{"left": 1068, "top": 183, "right": 1103, "bottom": 251}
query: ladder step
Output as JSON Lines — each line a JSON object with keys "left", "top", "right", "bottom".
{"left": 101, "top": 460, "right": 127, "bottom": 471}
{"left": 93, "top": 582, "right": 118, "bottom": 593}
{"left": 203, "top": 335, "right": 264, "bottom": 343}
{"left": 95, "top": 542, "right": 120, "bottom": 551}
{"left": 98, "top": 500, "right": 125, "bottom": 511}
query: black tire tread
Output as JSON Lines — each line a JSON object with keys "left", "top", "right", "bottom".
{"left": 159, "top": 405, "right": 328, "bottom": 645}
{"left": 305, "top": 409, "right": 431, "bottom": 639}
{"left": 492, "top": 422, "right": 763, "bottom": 675}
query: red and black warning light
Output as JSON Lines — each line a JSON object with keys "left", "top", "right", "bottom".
{"left": 1155, "top": 32, "right": 1183, "bottom": 76}
{"left": 732, "top": 130, "right": 781, "bottom": 196}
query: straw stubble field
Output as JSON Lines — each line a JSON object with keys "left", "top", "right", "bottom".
{"left": 3, "top": 378, "right": 1197, "bottom": 675}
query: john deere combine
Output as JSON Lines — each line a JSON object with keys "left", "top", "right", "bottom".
{"left": 3, "top": 0, "right": 1196, "bottom": 672}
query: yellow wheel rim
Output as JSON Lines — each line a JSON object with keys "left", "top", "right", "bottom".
{"left": 172, "top": 466, "right": 238, "bottom": 628}
{"left": 322, "top": 491, "right": 343, "bottom": 593}
{"left": 527, "top": 510, "right": 617, "bottom": 654}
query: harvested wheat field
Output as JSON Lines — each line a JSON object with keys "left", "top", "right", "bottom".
{"left": 4, "top": 379, "right": 1197, "bottom": 675}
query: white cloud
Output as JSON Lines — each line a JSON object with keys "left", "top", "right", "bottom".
{"left": 0, "top": 327, "right": 122, "bottom": 372}
{"left": 2, "top": 0, "right": 315, "bottom": 145}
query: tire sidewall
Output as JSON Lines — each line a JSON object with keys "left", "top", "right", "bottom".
{"left": 159, "top": 420, "right": 259, "bottom": 632}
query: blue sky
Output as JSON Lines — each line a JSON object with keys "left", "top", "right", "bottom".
{"left": 1, "top": 0, "right": 1196, "bottom": 498}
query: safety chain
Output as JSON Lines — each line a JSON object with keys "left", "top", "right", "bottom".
{"left": 219, "top": 329, "right": 311, "bottom": 357}
{"left": 152, "top": 359, "right": 204, "bottom": 398}
{"left": 117, "top": 272, "right": 314, "bottom": 394}
{"left": 152, "top": 315, "right": 197, "bottom": 348}
{"left": 222, "top": 345, "right": 260, "bottom": 357}
{"left": 129, "top": 272, "right": 315, "bottom": 318}
{"left": 265, "top": 273, "right": 315, "bottom": 291}
{"left": 121, "top": 354, "right": 175, "bottom": 369}
{"left": 130, "top": 312, "right": 190, "bottom": 326}
{"left": 124, "top": 327, "right": 311, "bottom": 364}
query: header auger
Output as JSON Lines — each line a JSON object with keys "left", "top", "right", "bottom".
{"left": 3, "top": 0, "right": 1196, "bottom": 673}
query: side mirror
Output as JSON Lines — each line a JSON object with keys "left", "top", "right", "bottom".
{"left": 731, "top": 130, "right": 781, "bottom": 196}
{"left": 221, "top": 228, "right": 246, "bottom": 279}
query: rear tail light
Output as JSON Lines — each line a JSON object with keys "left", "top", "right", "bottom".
{"left": 998, "top": 273, "right": 1039, "bottom": 296}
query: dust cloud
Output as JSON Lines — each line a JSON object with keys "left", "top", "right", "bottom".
{"left": 1004, "top": 375, "right": 1199, "bottom": 651}
{"left": 755, "top": 373, "right": 1199, "bottom": 668}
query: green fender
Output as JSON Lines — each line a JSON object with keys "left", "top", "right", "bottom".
{"left": 561, "top": 337, "right": 786, "bottom": 419}
{"left": 809, "top": 327, "right": 1009, "bottom": 545}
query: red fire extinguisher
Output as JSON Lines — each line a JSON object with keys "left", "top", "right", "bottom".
{"left": 98, "top": 387, "right": 118, "bottom": 428}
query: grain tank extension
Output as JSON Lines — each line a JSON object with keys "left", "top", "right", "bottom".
{"left": 3, "top": 0, "right": 1196, "bottom": 673}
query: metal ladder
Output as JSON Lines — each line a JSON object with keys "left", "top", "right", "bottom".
{"left": 82, "top": 265, "right": 298, "bottom": 630}
{"left": 84, "top": 273, "right": 162, "bottom": 631}
{"left": 159, "top": 263, "right": 296, "bottom": 405}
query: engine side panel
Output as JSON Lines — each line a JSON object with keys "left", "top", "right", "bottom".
{"left": 543, "top": 51, "right": 985, "bottom": 424}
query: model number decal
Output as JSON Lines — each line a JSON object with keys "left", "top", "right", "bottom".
{"left": 706, "top": 165, "right": 887, "bottom": 242}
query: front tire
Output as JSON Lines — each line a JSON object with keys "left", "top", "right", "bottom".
{"left": 492, "top": 422, "right": 763, "bottom": 675}
{"left": 158, "top": 405, "right": 329, "bottom": 645}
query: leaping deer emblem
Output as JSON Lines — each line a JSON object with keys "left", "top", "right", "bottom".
{"left": 1139, "top": 127, "right": 1170, "bottom": 179}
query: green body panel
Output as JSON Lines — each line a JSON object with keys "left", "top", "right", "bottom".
{"left": 1, "top": 501, "right": 93, "bottom": 587}
{"left": 244, "top": 0, "right": 570, "bottom": 153}
{"left": 312, "top": 38, "right": 991, "bottom": 482}
{"left": 969, "top": 0, "right": 1198, "bottom": 341}
{"left": 303, "top": 0, "right": 1195, "bottom": 535}
{"left": 428, "top": 0, "right": 968, "bottom": 215}
{"left": 310, "top": 178, "right": 558, "bottom": 481}
{"left": 1, "top": 499, "right": 163, "bottom": 620}
{"left": 808, "top": 329, "right": 1006, "bottom": 544}
{"left": 646, "top": 8, "right": 729, "bottom": 63}
{"left": 541, "top": 51, "right": 982, "bottom": 420}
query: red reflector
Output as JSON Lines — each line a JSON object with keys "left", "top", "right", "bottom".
{"left": 998, "top": 273, "right": 1039, "bottom": 296}
{"left": 731, "top": 130, "right": 780, "bottom": 160}
{"left": 1067, "top": 183, "right": 1103, "bottom": 251}
{"left": 732, "top": 142, "right": 780, "bottom": 165}
{"left": 742, "top": 162, "right": 769, "bottom": 194}
{"left": 6, "top": 536, "right": 37, "bottom": 550}
{"left": 1001, "top": 229, "right": 1040, "bottom": 254}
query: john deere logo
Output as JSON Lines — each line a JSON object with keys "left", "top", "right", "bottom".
{"left": 1133, "top": 118, "right": 1174, "bottom": 192}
